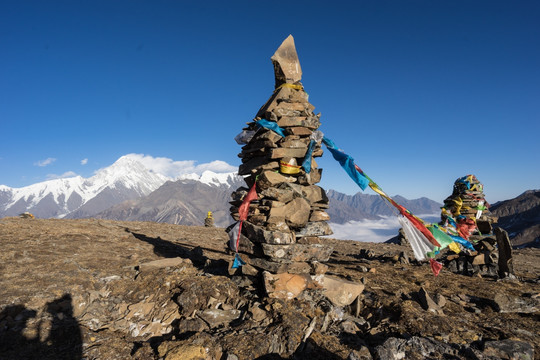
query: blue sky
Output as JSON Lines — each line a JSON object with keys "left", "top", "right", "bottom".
{"left": 1, "top": 0, "right": 539, "bottom": 204}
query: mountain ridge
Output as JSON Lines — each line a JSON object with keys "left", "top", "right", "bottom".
{"left": 6, "top": 156, "right": 536, "bottom": 248}
{"left": 325, "top": 189, "right": 442, "bottom": 223}
{"left": 490, "top": 189, "right": 540, "bottom": 247}
{"left": 1, "top": 155, "right": 443, "bottom": 226}
{"left": 0, "top": 155, "right": 239, "bottom": 219}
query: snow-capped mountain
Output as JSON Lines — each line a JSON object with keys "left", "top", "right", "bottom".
{"left": 0, "top": 155, "right": 240, "bottom": 219}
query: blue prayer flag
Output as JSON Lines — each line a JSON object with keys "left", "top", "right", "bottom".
{"left": 255, "top": 120, "right": 286, "bottom": 138}
{"left": 322, "top": 137, "right": 369, "bottom": 190}
{"left": 301, "top": 139, "right": 317, "bottom": 173}
{"left": 449, "top": 235, "right": 476, "bottom": 251}
{"left": 232, "top": 253, "right": 246, "bottom": 268}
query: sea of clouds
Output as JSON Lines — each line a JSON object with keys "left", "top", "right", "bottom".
{"left": 328, "top": 214, "right": 440, "bottom": 243}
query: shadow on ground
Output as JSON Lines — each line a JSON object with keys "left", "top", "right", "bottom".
{"left": 129, "top": 230, "right": 230, "bottom": 276}
{"left": 0, "top": 294, "right": 82, "bottom": 360}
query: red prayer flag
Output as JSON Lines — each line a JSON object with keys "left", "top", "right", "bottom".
{"left": 235, "top": 182, "right": 258, "bottom": 253}
{"left": 430, "top": 258, "right": 443, "bottom": 276}
{"left": 238, "top": 183, "right": 257, "bottom": 221}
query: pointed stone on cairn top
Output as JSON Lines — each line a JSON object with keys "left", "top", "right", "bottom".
{"left": 271, "top": 35, "right": 303, "bottom": 88}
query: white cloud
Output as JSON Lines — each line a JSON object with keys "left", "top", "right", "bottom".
{"left": 327, "top": 214, "right": 440, "bottom": 243}
{"left": 192, "top": 160, "right": 237, "bottom": 174}
{"left": 35, "top": 157, "right": 56, "bottom": 167}
{"left": 123, "top": 154, "right": 236, "bottom": 178}
{"left": 81, "top": 158, "right": 88, "bottom": 165}
{"left": 46, "top": 171, "right": 78, "bottom": 180}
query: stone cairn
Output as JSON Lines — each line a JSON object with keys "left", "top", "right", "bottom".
{"left": 229, "top": 35, "right": 334, "bottom": 276}
{"left": 441, "top": 175, "right": 513, "bottom": 278}
{"left": 204, "top": 211, "right": 214, "bottom": 227}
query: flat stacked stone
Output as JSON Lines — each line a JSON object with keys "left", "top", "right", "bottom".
{"left": 229, "top": 35, "right": 333, "bottom": 275}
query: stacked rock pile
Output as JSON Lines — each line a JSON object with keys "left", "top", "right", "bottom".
{"left": 441, "top": 175, "right": 513, "bottom": 278}
{"left": 204, "top": 211, "right": 214, "bottom": 227}
{"left": 441, "top": 174, "right": 493, "bottom": 233}
{"left": 229, "top": 35, "right": 334, "bottom": 275}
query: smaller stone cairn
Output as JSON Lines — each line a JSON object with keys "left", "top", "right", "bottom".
{"left": 441, "top": 175, "right": 513, "bottom": 277}
{"left": 229, "top": 35, "right": 334, "bottom": 276}
{"left": 204, "top": 211, "right": 214, "bottom": 227}
{"left": 441, "top": 175, "right": 491, "bottom": 228}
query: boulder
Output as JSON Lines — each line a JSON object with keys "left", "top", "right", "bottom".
{"left": 198, "top": 309, "right": 242, "bottom": 328}
{"left": 296, "top": 221, "right": 333, "bottom": 237}
{"left": 265, "top": 216, "right": 290, "bottom": 232}
{"left": 374, "top": 336, "right": 472, "bottom": 360}
{"left": 483, "top": 339, "right": 534, "bottom": 360}
{"left": 261, "top": 187, "right": 295, "bottom": 203}
{"left": 277, "top": 116, "right": 321, "bottom": 129}
{"left": 313, "top": 275, "right": 364, "bottom": 307}
{"left": 283, "top": 197, "right": 311, "bottom": 228}
{"left": 495, "top": 227, "right": 514, "bottom": 277}
{"left": 309, "top": 210, "right": 330, "bottom": 222}
{"left": 157, "top": 342, "right": 211, "bottom": 360}
{"left": 494, "top": 293, "right": 539, "bottom": 313}
{"left": 247, "top": 257, "right": 312, "bottom": 274}
{"left": 258, "top": 170, "right": 297, "bottom": 189}
{"left": 302, "top": 185, "right": 327, "bottom": 204}
{"left": 280, "top": 137, "right": 310, "bottom": 149}
{"left": 270, "top": 147, "right": 308, "bottom": 159}
{"left": 242, "top": 221, "right": 295, "bottom": 245}
{"left": 287, "top": 127, "right": 313, "bottom": 136}
{"left": 417, "top": 287, "right": 444, "bottom": 315}
{"left": 263, "top": 271, "right": 314, "bottom": 300}
{"left": 138, "top": 257, "right": 193, "bottom": 271}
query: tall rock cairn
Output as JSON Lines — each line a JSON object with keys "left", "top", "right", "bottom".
{"left": 229, "top": 35, "right": 333, "bottom": 275}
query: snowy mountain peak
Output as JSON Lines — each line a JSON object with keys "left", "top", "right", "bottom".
{"left": 89, "top": 156, "right": 169, "bottom": 194}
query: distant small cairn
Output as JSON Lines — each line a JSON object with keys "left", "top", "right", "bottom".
{"left": 19, "top": 212, "right": 35, "bottom": 219}
{"left": 204, "top": 211, "right": 214, "bottom": 227}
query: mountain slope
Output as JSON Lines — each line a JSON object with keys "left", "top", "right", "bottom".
{"left": 94, "top": 179, "right": 243, "bottom": 227}
{"left": 490, "top": 190, "right": 540, "bottom": 248}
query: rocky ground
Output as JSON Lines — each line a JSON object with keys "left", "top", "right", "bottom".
{"left": 0, "top": 217, "right": 538, "bottom": 360}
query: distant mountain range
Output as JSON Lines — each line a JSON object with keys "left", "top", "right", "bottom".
{"left": 0, "top": 155, "right": 441, "bottom": 227}
{"left": 0, "top": 155, "right": 242, "bottom": 223}
{"left": 0, "top": 156, "right": 167, "bottom": 219}
{"left": 490, "top": 190, "right": 540, "bottom": 248}
{"left": 1, "top": 156, "right": 537, "bottom": 247}
{"left": 325, "top": 189, "right": 442, "bottom": 222}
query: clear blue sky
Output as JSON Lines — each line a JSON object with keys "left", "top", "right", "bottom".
{"left": 1, "top": 1, "right": 539, "bottom": 204}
